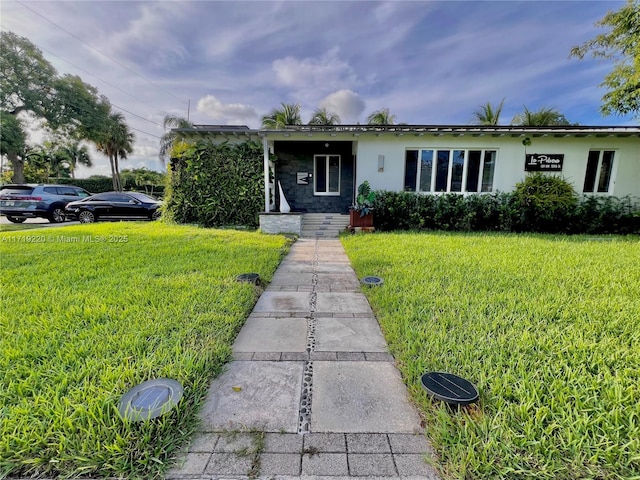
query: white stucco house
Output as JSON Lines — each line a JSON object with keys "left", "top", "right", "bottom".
{"left": 176, "top": 124, "right": 640, "bottom": 219}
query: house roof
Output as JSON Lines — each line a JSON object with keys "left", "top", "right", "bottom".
{"left": 175, "top": 124, "right": 640, "bottom": 139}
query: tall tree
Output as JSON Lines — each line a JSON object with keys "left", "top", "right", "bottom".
{"left": 159, "top": 114, "right": 193, "bottom": 163}
{"left": 96, "top": 112, "right": 134, "bottom": 191}
{"left": 571, "top": 0, "right": 640, "bottom": 118}
{"left": 63, "top": 141, "right": 92, "bottom": 179}
{"left": 0, "top": 31, "right": 110, "bottom": 182}
{"left": 366, "top": 108, "right": 397, "bottom": 125}
{"left": 472, "top": 99, "right": 505, "bottom": 125}
{"left": 261, "top": 103, "right": 302, "bottom": 128}
{"left": 511, "top": 106, "right": 571, "bottom": 126}
{"left": 308, "top": 107, "right": 341, "bottom": 125}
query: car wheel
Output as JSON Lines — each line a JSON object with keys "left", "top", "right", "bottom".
{"left": 48, "top": 207, "right": 66, "bottom": 223}
{"left": 6, "top": 216, "right": 27, "bottom": 223}
{"left": 78, "top": 210, "right": 96, "bottom": 223}
{"left": 151, "top": 210, "right": 162, "bottom": 221}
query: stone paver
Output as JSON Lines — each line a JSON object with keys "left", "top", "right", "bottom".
{"left": 312, "top": 361, "right": 422, "bottom": 433}
{"left": 166, "top": 237, "right": 439, "bottom": 480}
{"left": 315, "top": 292, "right": 372, "bottom": 313}
{"left": 315, "top": 316, "right": 389, "bottom": 352}
{"left": 349, "top": 453, "right": 397, "bottom": 476}
{"left": 205, "top": 453, "right": 253, "bottom": 475}
{"left": 302, "top": 453, "right": 349, "bottom": 476}
{"left": 233, "top": 316, "right": 308, "bottom": 352}
{"left": 259, "top": 453, "right": 302, "bottom": 475}
{"left": 253, "top": 291, "right": 310, "bottom": 313}
{"left": 303, "top": 433, "right": 347, "bottom": 452}
{"left": 395, "top": 454, "right": 440, "bottom": 478}
{"left": 346, "top": 433, "right": 391, "bottom": 453}
{"left": 198, "top": 361, "right": 303, "bottom": 432}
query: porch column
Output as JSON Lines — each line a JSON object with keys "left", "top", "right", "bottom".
{"left": 263, "top": 136, "right": 270, "bottom": 212}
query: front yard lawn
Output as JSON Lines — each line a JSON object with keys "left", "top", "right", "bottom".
{"left": 342, "top": 232, "right": 640, "bottom": 480}
{"left": 0, "top": 222, "right": 290, "bottom": 479}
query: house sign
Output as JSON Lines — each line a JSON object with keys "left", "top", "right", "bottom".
{"left": 525, "top": 153, "right": 564, "bottom": 171}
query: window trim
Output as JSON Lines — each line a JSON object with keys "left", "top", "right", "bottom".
{"left": 583, "top": 150, "right": 616, "bottom": 194}
{"left": 314, "top": 154, "right": 341, "bottom": 196}
{"left": 405, "top": 148, "right": 497, "bottom": 194}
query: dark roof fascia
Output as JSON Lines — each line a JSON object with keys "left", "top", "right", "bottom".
{"left": 173, "top": 124, "right": 640, "bottom": 138}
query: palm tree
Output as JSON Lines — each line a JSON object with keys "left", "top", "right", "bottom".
{"left": 96, "top": 112, "right": 134, "bottom": 191}
{"left": 261, "top": 103, "right": 302, "bottom": 128}
{"left": 308, "top": 107, "right": 341, "bottom": 125}
{"left": 472, "top": 99, "right": 505, "bottom": 125}
{"left": 511, "top": 106, "right": 571, "bottom": 126}
{"left": 63, "top": 141, "right": 92, "bottom": 179}
{"left": 159, "top": 114, "right": 193, "bottom": 163}
{"left": 366, "top": 108, "right": 397, "bottom": 125}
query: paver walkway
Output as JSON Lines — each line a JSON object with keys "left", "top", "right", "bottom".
{"left": 166, "top": 238, "right": 440, "bottom": 479}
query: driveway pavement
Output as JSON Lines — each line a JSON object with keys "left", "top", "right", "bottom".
{"left": 166, "top": 238, "right": 440, "bottom": 479}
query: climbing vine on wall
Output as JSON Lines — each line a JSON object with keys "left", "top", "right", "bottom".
{"left": 165, "top": 140, "right": 268, "bottom": 227}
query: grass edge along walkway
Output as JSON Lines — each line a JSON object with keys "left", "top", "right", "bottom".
{"left": 342, "top": 231, "right": 640, "bottom": 480}
{"left": 0, "top": 222, "right": 291, "bottom": 479}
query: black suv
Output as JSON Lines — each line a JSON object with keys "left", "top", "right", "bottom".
{"left": 0, "top": 184, "right": 92, "bottom": 223}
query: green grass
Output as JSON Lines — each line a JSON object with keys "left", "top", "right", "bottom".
{"left": 342, "top": 232, "right": 640, "bottom": 480}
{"left": 0, "top": 222, "right": 290, "bottom": 479}
{"left": 0, "top": 222, "right": 54, "bottom": 232}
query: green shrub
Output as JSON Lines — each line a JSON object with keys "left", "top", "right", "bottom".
{"left": 575, "top": 195, "right": 640, "bottom": 234}
{"left": 165, "top": 140, "right": 266, "bottom": 227}
{"left": 372, "top": 188, "right": 639, "bottom": 234}
{"left": 53, "top": 176, "right": 113, "bottom": 193}
{"left": 512, "top": 173, "right": 578, "bottom": 233}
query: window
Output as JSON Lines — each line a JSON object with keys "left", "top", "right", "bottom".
{"left": 404, "top": 149, "right": 497, "bottom": 193}
{"left": 59, "top": 187, "right": 79, "bottom": 196}
{"left": 583, "top": 150, "right": 615, "bottom": 193}
{"left": 314, "top": 155, "right": 341, "bottom": 195}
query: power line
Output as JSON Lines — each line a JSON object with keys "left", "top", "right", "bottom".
{"left": 110, "top": 103, "right": 164, "bottom": 128}
{"left": 39, "top": 43, "right": 166, "bottom": 129}
{"left": 130, "top": 126, "right": 162, "bottom": 139}
{"left": 15, "top": 0, "right": 189, "bottom": 106}
{"left": 37, "top": 44, "right": 171, "bottom": 119}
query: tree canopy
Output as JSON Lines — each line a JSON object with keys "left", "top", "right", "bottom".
{"left": 308, "top": 107, "right": 341, "bottom": 125}
{"left": 511, "top": 106, "right": 572, "bottom": 126}
{"left": 95, "top": 112, "right": 134, "bottom": 191}
{"left": 261, "top": 103, "right": 302, "bottom": 128}
{"left": 366, "top": 108, "right": 397, "bottom": 125}
{"left": 571, "top": 0, "right": 639, "bottom": 118}
{"left": 0, "top": 31, "right": 110, "bottom": 182}
{"left": 159, "top": 114, "right": 193, "bottom": 163}
{"left": 472, "top": 99, "right": 505, "bottom": 125}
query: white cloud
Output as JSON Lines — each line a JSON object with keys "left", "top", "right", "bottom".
{"left": 272, "top": 48, "right": 358, "bottom": 94}
{"left": 196, "top": 95, "right": 257, "bottom": 123}
{"left": 319, "top": 90, "right": 366, "bottom": 124}
{"left": 105, "top": 3, "right": 192, "bottom": 69}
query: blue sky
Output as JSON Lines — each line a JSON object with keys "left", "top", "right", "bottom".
{"left": 1, "top": 0, "right": 635, "bottom": 175}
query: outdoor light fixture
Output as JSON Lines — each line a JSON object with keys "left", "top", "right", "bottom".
{"left": 118, "top": 378, "right": 183, "bottom": 422}
{"left": 421, "top": 372, "right": 478, "bottom": 406}
{"left": 236, "top": 273, "right": 260, "bottom": 284}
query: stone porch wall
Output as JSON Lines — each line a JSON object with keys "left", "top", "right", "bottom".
{"left": 259, "top": 212, "right": 303, "bottom": 235}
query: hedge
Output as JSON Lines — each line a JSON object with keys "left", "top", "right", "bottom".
{"left": 164, "top": 140, "right": 265, "bottom": 228}
{"left": 373, "top": 190, "right": 640, "bottom": 234}
{"left": 52, "top": 176, "right": 165, "bottom": 197}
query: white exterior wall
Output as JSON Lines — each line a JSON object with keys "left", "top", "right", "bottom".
{"left": 355, "top": 135, "right": 640, "bottom": 197}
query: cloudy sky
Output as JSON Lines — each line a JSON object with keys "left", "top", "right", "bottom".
{"left": 1, "top": 0, "right": 635, "bottom": 176}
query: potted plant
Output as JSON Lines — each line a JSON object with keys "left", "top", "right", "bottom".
{"left": 350, "top": 180, "right": 375, "bottom": 228}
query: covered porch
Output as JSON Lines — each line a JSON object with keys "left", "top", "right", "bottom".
{"left": 263, "top": 139, "right": 356, "bottom": 214}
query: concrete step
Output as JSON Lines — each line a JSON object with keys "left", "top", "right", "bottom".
{"left": 301, "top": 214, "right": 350, "bottom": 238}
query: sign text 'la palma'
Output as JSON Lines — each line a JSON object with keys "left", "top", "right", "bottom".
{"left": 525, "top": 153, "right": 564, "bottom": 172}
